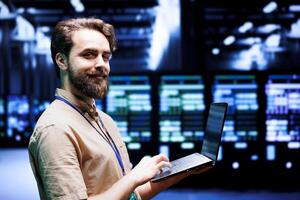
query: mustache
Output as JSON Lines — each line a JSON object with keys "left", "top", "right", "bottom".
{"left": 87, "top": 68, "right": 109, "bottom": 78}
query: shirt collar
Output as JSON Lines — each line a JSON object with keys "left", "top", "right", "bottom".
{"left": 55, "top": 88, "right": 99, "bottom": 120}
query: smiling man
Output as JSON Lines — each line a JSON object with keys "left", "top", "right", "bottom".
{"left": 28, "top": 18, "right": 208, "bottom": 200}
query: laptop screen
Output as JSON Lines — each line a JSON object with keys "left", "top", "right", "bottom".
{"left": 201, "top": 102, "right": 227, "bottom": 161}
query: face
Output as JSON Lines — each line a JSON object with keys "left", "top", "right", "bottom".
{"left": 66, "top": 29, "right": 111, "bottom": 99}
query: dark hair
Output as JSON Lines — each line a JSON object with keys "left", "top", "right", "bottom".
{"left": 50, "top": 17, "right": 117, "bottom": 78}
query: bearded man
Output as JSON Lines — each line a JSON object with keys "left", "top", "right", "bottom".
{"left": 28, "top": 18, "right": 208, "bottom": 200}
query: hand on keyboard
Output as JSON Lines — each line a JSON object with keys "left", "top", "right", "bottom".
{"left": 160, "top": 165, "right": 172, "bottom": 173}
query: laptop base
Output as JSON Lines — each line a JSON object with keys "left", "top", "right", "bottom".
{"left": 151, "top": 153, "right": 213, "bottom": 182}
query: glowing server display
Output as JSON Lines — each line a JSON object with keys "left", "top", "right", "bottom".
{"left": 265, "top": 75, "right": 300, "bottom": 169}
{"left": 159, "top": 75, "right": 205, "bottom": 159}
{"left": 0, "top": 98, "right": 5, "bottom": 140}
{"left": 31, "top": 98, "right": 50, "bottom": 128}
{"left": 106, "top": 76, "right": 152, "bottom": 151}
{"left": 6, "top": 95, "right": 31, "bottom": 143}
{"left": 212, "top": 75, "right": 259, "bottom": 168}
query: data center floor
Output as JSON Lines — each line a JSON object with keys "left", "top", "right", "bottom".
{"left": 0, "top": 148, "right": 299, "bottom": 200}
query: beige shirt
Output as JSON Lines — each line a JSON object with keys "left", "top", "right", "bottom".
{"left": 28, "top": 88, "right": 140, "bottom": 200}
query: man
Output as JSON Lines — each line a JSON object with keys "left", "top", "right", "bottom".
{"left": 29, "top": 17, "right": 209, "bottom": 200}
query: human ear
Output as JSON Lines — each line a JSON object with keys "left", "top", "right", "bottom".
{"left": 55, "top": 53, "right": 68, "bottom": 71}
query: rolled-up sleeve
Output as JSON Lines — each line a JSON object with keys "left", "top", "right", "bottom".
{"left": 29, "top": 124, "right": 88, "bottom": 200}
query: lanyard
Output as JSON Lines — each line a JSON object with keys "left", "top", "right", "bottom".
{"left": 55, "top": 96, "right": 126, "bottom": 176}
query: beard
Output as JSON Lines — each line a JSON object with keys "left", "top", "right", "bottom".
{"left": 69, "top": 67, "right": 109, "bottom": 99}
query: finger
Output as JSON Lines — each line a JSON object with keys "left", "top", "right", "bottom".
{"left": 156, "top": 161, "right": 172, "bottom": 170}
{"left": 140, "top": 155, "right": 151, "bottom": 162}
{"left": 152, "top": 154, "right": 169, "bottom": 163}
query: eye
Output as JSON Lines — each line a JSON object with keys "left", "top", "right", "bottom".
{"left": 103, "top": 53, "right": 112, "bottom": 62}
{"left": 83, "top": 53, "right": 93, "bottom": 58}
{"left": 83, "top": 52, "right": 95, "bottom": 59}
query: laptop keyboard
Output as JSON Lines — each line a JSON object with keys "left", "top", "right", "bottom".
{"left": 163, "top": 153, "right": 211, "bottom": 173}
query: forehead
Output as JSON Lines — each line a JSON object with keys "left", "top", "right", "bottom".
{"left": 71, "top": 29, "right": 110, "bottom": 52}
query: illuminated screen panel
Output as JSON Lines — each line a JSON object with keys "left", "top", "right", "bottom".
{"left": 7, "top": 95, "right": 31, "bottom": 143}
{"left": 0, "top": 98, "right": 5, "bottom": 139}
{"left": 159, "top": 75, "right": 205, "bottom": 159}
{"left": 265, "top": 75, "right": 300, "bottom": 167}
{"left": 106, "top": 76, "right": 152, "bottom": 152}
{"left": 212, "top": 75, "right": 259, "bottom": 166}
{"left": 95, "top": 99, "right": 103, "bottom": 111}
{"left": 32, "top": 98, "right": 51, "bottom": 128}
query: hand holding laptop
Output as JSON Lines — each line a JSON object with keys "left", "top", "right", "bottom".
{"left": 151, "top": 102, "right": 228, "bottom": 182}
{"left": 129, "top": 154, "right": 172, "bottom": 186}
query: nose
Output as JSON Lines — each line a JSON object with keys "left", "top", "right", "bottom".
{"left": 96, "top": 55, "right": 110, "bottom": 73}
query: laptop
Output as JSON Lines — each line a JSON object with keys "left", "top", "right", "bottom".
{"left": 151, "top": 102, "right": 228, "bottom": 182}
